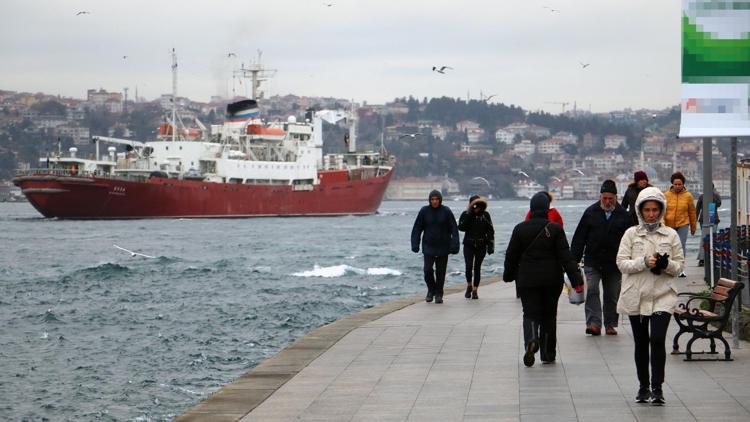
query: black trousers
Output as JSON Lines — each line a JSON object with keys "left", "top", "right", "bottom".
{"left": 463, "top": 243, "right": 486, "bottom": 286}
{"left": 629, "top": 313, "right": 671, "bottom": 388}
{"left": 518, "top": 284, "right": 563, "bottom": 360}
{"left": 423, "top": 255, "right": 448, "bottom": 295}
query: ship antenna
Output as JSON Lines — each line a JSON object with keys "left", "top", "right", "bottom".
{"left": 235, "top": 50, "right": 276, "bottom": 100}
{"left": 171, "top": 48, "right": 177, "bottom": 143}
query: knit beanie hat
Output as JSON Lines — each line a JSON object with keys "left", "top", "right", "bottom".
{"left": 634, "top": 171, "right": 648, "bottom": 183}
{"left": 530, "top": 192, "right": 550, "bottom": 213}
{"left": 600, "top": 179, "right": 617, "bottom": 194}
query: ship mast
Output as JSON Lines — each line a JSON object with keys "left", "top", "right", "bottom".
{"left": 171, "top": 48, "right": 177, "bottom": 143}
{"left": 234, "top": 50, "right": 277, "bottom": 100}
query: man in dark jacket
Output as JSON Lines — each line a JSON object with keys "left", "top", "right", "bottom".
{"left": 621, "top": 170, "right": 651, "bottom": 226}
{"left": 411, "top": 190, "right": 460, "bottom": 304}
{"left": 571, "top": 179, "right": 632, "bottom": 336}
{"left": 503, "top": 192, "right": 583, "bottom": 366}
{"left": 696, "top": 184, "right": 722, "bottom": 266}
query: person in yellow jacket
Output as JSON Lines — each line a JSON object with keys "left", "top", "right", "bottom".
{"left": 663, "top": 171, "right": 696, "bottom": 278}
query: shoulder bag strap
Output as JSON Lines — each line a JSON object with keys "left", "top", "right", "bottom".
{"left": 521, "top": 222, "right": 551, "bottom": 258}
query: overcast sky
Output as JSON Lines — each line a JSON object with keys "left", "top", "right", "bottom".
{"left": 0, "top": 0, "right": 680, "bottom": 113}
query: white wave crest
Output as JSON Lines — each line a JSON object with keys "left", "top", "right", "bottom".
{"left": 366, "top": 267, "right": 402, "bottom": 276}
{"left": 292, "top": 264, "right": 402, "bottom": 278}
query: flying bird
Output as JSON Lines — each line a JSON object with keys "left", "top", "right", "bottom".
{"left": 227, "top": 52, "right": 236, "bottom": 58}
{"left": 432, "top": 66, "right": 453, "bottom": 74}
{"left": 399, "top": 133, "right": 423, "bottom": 139}
{"left": 542, "top": 6, "right": 559, "bottom": 12}
{"left": 114, "top": 244, "right": 156, "bottom": 259}
{"left": 579, "top": 61, "right": 590, "bottom": 68}
{"left": 76, "top": 11, "right": 90, "bottom": 15}
{"left": 122, "top": 55, "right": 128, "bottom": 60}
{"left": 323, "top": 2, "right": 334, "bottom": 6}
{"left": 484, "top": 94, "right": 497, "bottom": 102}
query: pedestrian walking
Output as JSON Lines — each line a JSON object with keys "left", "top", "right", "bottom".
{"left": 503, "top": 192, "right": 583, "bottom": 367}
{"left": 616, "top": 186, "right": 684, "bottom": 405}
{"left": 571, "top": 179, "right": 632, "bottom": 336}
{"left": 411, "top": 190, "right": 460, "bottom": 304}
{"left": 622, "top": 170, "right": 652, "bottom": 226}
{"left": 696, "top": 184, "right": 722, "bottom": 267}
{"left": 524, "top": 191, "right": 564, "bottom": 227}
{"left": 663, "top": 172, "right": 696, "bottom": 277}
{"left": 458, "top": 195, "right": 495, "bottom": 300}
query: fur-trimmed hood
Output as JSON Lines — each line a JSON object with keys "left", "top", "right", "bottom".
{"left": 466, "top": 196, "right": 488, "bottom": 212}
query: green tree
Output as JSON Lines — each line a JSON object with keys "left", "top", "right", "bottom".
{"left": 31, "top": 100, "right": 66, "bottom": 116}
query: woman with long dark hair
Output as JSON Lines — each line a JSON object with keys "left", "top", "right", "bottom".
{"left": 458, "top": 195, "right": 494, "bottom": 299}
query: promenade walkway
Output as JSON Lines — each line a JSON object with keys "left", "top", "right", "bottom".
{"left": 179, "top": 265, "right": 750, "bottom": 422}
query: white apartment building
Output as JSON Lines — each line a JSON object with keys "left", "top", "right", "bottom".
{"left": 604, "top": 134, "right": 627, "bottom": 149}
{"left": 466, "top": 127, "right": 485, "bottom": 143}
{"left": 494, "top": 129, "right": 514, "bottom": 144}
{"left": 537, "top": 138, "right": 563, "bottom": 154}
{"left": 513, "top": 139, "right": 536, "bottom": 156}
{"left": 457, "top": 120, "right": 481, "bottom": 132}
{"left": 57, "top": 125, "right": 91, "bottom": 146}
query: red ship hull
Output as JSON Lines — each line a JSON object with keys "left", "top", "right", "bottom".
{"left": 13, "top": 169, "right": 393, "bottom": 219}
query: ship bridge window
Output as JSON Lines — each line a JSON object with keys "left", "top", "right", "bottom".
{"left": 229, "top": 178, "right": 243, "bottom": 184}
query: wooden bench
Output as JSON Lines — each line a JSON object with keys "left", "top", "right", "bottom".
{"left": 671, "top": 278, "right": 745, "bottom": 361}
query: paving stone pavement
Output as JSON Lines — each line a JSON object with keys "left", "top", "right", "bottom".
{"left": 187, "top": 265, "right": 750, "bottom": 422}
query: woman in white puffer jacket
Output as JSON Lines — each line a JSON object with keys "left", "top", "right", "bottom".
{"left": 616, "top": 186, "right": 684, "bottom": 406}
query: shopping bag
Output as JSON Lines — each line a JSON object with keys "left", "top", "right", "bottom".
{"left": 564, "top": 267, "right": 586, "bottom": 305}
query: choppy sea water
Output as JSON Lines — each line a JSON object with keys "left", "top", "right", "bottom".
{"left": 0, "top": 199, "right": 704, "bottom": 421}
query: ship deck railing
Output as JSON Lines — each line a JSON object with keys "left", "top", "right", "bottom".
{"left": 15, "top": 168, "right": 150, "bottom": 181}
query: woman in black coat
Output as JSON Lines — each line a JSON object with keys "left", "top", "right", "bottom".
{"left": 458, "top": 195, "right": 494, "bottom": 299}
{"left": 503, "top": 192, "right": 583, "bottom": 367}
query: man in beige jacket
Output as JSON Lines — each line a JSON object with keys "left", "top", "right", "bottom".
{"left": 616, "top": 187, "right": 684, "bottom": 405}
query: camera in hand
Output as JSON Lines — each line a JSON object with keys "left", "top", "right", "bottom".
{"left": 650, "top": 252, "right": 670, "bottom": 275}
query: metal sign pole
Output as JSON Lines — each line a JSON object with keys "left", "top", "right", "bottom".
{"left": 703, "top": 138, "right": 713, "bottom": 286}
{"left": 731, "top": 137, "right": 739, "bottom": 348}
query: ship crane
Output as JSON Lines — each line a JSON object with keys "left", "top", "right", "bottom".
{"left": 545, "top": 101, "right": 570, "bottom": 114}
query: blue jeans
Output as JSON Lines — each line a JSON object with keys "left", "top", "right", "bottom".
{"left": 675, "top": 225, "right": 689, "bottom": 261}
{"left": 584, "top": 266, "right": 621, "bottom": 328}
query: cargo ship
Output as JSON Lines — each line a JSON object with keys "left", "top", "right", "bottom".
{"left": 13, "top": 52, "right": 393, "bottom": 219}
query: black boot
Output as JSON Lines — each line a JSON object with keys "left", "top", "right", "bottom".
{"left": 425, "top": 289, "right": 434, "bottom": 303}
{"left": 539, "top": 331, "right": 556, "bottom": 363}
{"left": 435, "top": 294, "right": 443, "bottom": 304}
{"left": 635, "top": 385, "right": 651, "bottom": 403}
{"left": 465, "top": 284, "right": 472, "bottom": 298}
{"left": 522, "top": 318, "right": 540, "bottom": 367}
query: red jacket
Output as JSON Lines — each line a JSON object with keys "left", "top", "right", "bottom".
{"left": 525, "top": 208, "right": 564, "bottom": 227}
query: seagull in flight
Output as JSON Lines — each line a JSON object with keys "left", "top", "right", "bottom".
{"left": 76, "top": 11, "right": 90, "bottom": 15}
{"left": 323, "top": 2, "right": 334, "bottom": 6}
{"left": 114, "top": 244, "right": 156, "bottom": 259}
{"left": 579, "top": 61, "right": 590, "bottom": 68}
{"left": 432, "top": 66, "right": 453, "bottom": 74}
{"left": 542, "top": 6, "right": 559, "bottom": 12}
{"left": 484, "top": 94, "right": 497, "bottom": 102}
{"left": 399, "top": 133, "right": 423, "bottom": 139}
{"left": 122, "top": 55, "right": 128, "bottom": 60}
{"left": 227, "top": 52, "right": 236, "bottom": 58}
